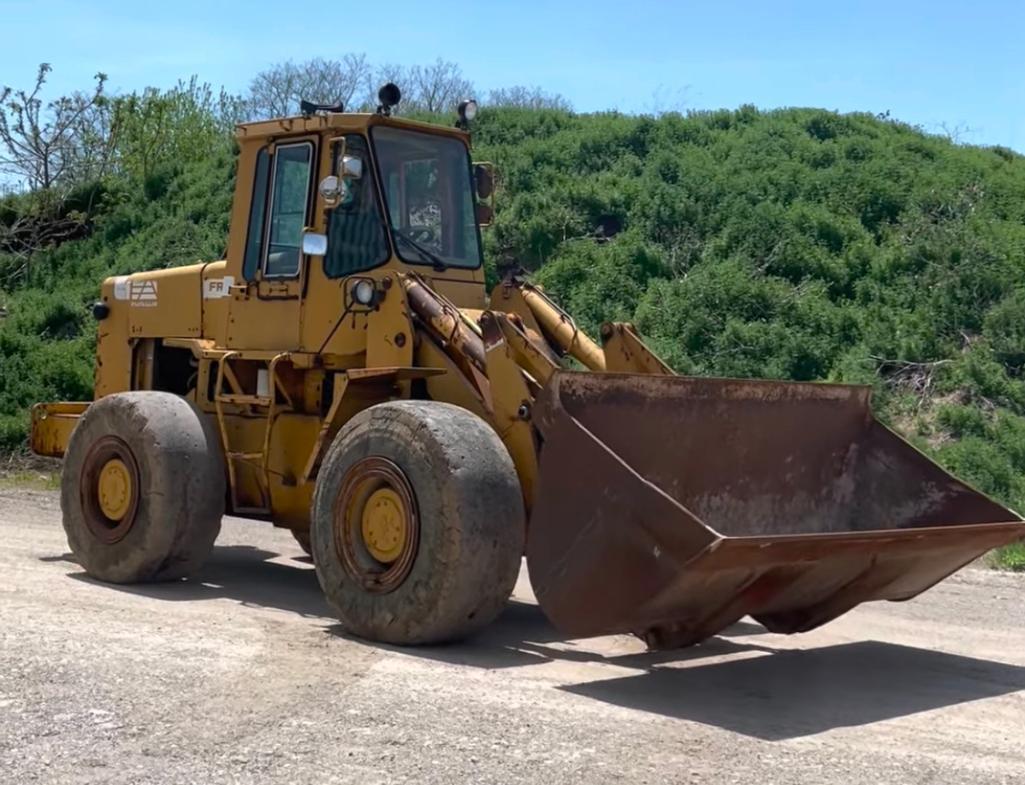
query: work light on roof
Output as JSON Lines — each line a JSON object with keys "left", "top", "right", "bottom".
{"left": 458, "top": 99, "right": 478, "bottom": 125}
{"left": 377, "top": 83, "right": 401, "bottom": 116}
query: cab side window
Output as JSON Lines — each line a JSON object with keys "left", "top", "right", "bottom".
{"left": 263, "top": 142, "right": 314, "bottom": 278}
{"left": 242, "top": 148, "right": 270, "bottom": 280}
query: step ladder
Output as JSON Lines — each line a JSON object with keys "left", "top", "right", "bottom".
{"left": 213, "top": 352, "right": 293, "bottom": 516}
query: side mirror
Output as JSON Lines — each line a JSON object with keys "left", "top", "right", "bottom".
{"left": 301, "top": 230, "right": 328, "bottom": 256}
{"left": 475, "top": 203, "right": 494, "bottom": 226}
{"left": 473, "top": 162, "right": 496, "bottom": 228}
{"left": 325, "top": 138, "right": 358, "bottom": 207}
{"left": 341, "top": 155, "right": 363, "bottom": 179}
{"left": 474, "top": 163, "right": 494, "bottom": 198}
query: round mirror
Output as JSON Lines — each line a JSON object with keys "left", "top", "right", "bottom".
{"left": 319, "top": 175, "right": 343, "bottom": 205}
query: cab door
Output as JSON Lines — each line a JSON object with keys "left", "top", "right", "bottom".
{"left": 226, "top": 138, "right": 318, "bottom": 350}
{"left": 299, "top": 133, "right": 395, "bottom": 355}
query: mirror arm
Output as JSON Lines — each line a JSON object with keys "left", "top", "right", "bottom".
{"left": 327, "top": 136, "right": 347, "bottom": 177}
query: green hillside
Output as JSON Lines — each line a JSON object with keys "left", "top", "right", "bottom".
{"left": 2, "top": 96, "right": 1024, "bottom": 567}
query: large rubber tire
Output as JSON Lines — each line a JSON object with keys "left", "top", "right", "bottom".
{"left": 311, "top": 401, "right": 525, "bottom": 645}
{"left": 61, "top": 391, "right": 225, "bottom": 583}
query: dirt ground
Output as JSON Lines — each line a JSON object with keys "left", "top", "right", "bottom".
{"left": 1, "top": 486, "right": 1023, "bottom": 785}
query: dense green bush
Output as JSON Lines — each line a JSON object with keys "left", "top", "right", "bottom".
{"left": 2, "top": 99, "right": 1024, "bottom": 567}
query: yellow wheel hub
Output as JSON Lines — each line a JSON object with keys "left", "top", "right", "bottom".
{"left": 97, "top": 458, "right": 133, "bottom": 521}
{"left": 360, "top": 487, "right": 408, "bottom": 563}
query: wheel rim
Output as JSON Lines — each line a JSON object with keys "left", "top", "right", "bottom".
{"left": 334, "top": 457, "right": 418, "bottom": 594}
{"left": 80, "top": 436, "right": 140, "bottom": 544}
{"left": 360, "top": 487, "right": 408, "bottom": 563}
{"left": 97, "top": 458, "right": 132, "bottom": 520}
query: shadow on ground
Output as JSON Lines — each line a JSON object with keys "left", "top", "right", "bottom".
{"left": 49, "top": 544, "right": 1025, "bottom": 740}
{"left": 61, "top": 543, "right": 330, "bottom": 618}
{"left": 331, "top": 600, "right": 1025, "bottom": 740}
{"left": 559, "top": 640, "right": 1025, "bottom": 740}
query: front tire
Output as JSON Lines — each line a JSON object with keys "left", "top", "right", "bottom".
{"left": 311, "top": 401, "right": 525, "bottom": 645}
{"left": 61, "top": 392, "right": 225, "bottom": 583}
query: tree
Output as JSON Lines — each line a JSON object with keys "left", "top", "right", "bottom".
{"left": 487, "top": 86, "right": 571, "bottom": 111}
{"left": 112, "top": 78, "right": 242, "bottom": 183}
{"left": 353, "top": 59, "right": 474, "bottom": 115}
{"left": 404, "top": 59, "right": 474, "bottom": 113}
{"left": 246, "top": 55, "right": 372, "bottom": 119}
{"left": 0, "top": 64, "right": 110, "bottom": 192}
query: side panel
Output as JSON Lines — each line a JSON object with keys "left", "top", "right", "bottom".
{"left": 226, "top": 294, "right": 303, "bottom": 350}
{"left": 113, "top": 266, "right": 203, "bottom": 339}
{"left": 95, "top": 278, "right": 132, "bottom": 397}
{"left": 267, "top": 413, "right": 321, "bottom": 529}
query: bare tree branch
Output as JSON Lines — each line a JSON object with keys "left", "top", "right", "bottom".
{"left": 487, "top": 85, "right": 571, "bottom": 111}
{"left": 0, "top": 64, "right": 108, "bottom": 192}
{"left": 246, "top": 55, "right": 373, "bottom": 119}
{"left": 404, "top": 59, "right": 473, "bottom": 113}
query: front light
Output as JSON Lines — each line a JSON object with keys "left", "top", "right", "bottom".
{"left": 353, "top": 279, "right": 376, "bottom": 305}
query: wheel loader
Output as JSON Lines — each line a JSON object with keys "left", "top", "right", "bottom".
{"left": 31, "top": 86, "right": 1025, "bottom": 648}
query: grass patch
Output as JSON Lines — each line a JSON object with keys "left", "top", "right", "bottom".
{"left": 990, "top": 543, "right": 1025, "bottom": 572}
{"left": 0, "top": 469, "right": 61, "bottom": 491}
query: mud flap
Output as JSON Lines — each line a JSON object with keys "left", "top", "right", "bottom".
{"left": 526, "top": 372, "right": 1025, "bottom": 648}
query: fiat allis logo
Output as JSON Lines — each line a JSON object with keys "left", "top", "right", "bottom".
{"left": 129, "top": 280, "right": 158, "bottom": 305}
{"left": 112, "top": 276, "right": 158, "bottom": 307}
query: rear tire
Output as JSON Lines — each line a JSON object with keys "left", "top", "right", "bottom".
{"left": 61, "top": 392, "right": 225, "bottom": 583}
{"left": 311, "top": 401, "right": 525, "bottom": 645}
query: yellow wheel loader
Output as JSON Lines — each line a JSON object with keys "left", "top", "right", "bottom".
{"left": 32, "top": 87, "right": 1025, "bottom": 647}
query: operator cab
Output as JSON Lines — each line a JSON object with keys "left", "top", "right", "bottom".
{"left": 266, "top": 84, "right": 495, "bottom": 288}
{"left": 222, "top": 85, "right": 495, "bottom": 353}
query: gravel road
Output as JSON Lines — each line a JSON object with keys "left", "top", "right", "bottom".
{"left": 1, "top": 486, "right": 1023, "bottom": 784}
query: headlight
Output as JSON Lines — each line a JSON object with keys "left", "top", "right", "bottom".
{"left": 353, "top": 279, "right": 376, "bottom": 305}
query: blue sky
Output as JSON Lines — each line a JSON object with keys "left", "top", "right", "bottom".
{"left": 2, "top": 0, "right": 1023, "bottom": 150}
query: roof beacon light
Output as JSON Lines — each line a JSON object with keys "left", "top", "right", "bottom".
{"left": 377, "top": 83, "right": 401, "bottom": 116}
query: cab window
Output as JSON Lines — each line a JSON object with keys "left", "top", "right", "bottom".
{"left": 372, "top": 126, "right": 482, "bottom": 269}
{"left": 263, "top": 142, "right": 314, "bottom": 278}
{"left": 242, "top": 147, "right": 270, "bottom": 280}
{"left": 323, "top": 135, "right": 391, "bottom": 278}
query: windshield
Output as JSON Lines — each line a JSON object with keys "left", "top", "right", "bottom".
{"left": 372, "top": 126, "right": 482, "bottom": 269}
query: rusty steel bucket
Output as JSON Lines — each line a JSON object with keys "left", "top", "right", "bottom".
{"left": 526, "top": 372, "right": 1025, "bottom": 649}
